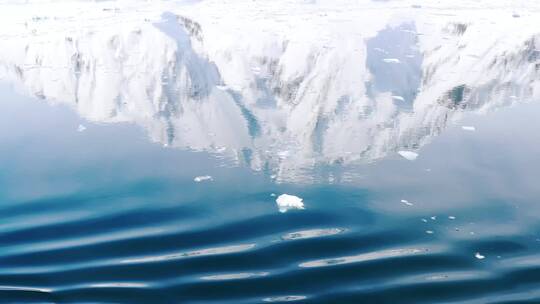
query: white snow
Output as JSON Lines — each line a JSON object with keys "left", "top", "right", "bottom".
{"left": 462, "top": 126, "right": 476, "bottom": 131}
{"left": 194, "top": 175, "right": 213, "bottom": 182}
{"left": 275, "top": 194, "right": 305, "bottom": 213}
{"left": 398, "top": 151, "right": 419, "bottom": 161}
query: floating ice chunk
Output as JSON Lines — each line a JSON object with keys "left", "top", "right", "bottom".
{"left": 276, "top": 194, "right": 305, "bottom": 213}
{"left": 401, "top": 199, "right": 413, "bottom": 206}
{"left": 475, "top": 252, "right": 485, "bottom": 259}
{"left": 77, "top": 124, "right": 87, "bottom": 132}
{"left": 398, "top": 150, "right": 418, "bottom": 161}
{"left": 462, "top": 126, "right": 476, "bottom": 131}
{"left": 392, "top": 95, "right": 405, "bottom": 102}
{"left": 448, "top": 216, "right": 456, "bottom": 220}
{"left": 430, "top": 216, "right": 437, "bottom": 221}
{"left": 194, "top": 175, "right": 213, "bottom": 182}
{"left": 216, "top": 85, "right": 228, "bottom": 91}
{"left": 426, "top": 230, "right": 434, "bottom": 234}
{"left": 270, "top": 193, "right": 276, "bottom": 197}
{"left": 421, "top": 218, "right": 428, "bottom": 223}
{"left": 383, "top": 58, "right": 400, "bottom": 63}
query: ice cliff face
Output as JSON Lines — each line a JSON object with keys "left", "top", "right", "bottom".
{"left": 0, "top": 0, "right": 539, "bottom": 180}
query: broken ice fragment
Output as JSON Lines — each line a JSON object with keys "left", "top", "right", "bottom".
{"left": 462, "top": 126, "right": 476, "bottom": 131}
{"left": 276, "top": 194, "right": 305, "bottom": 213}
{"left": 194, "top": 175, "right": 213, "bottom": 182}
{"left": 77, "top": 124, "right": 87, "bottom": 132}
{"left": 426, "top": 230, "right": 434, "bottom": 234}
{"left": 398, "top": 150, "right": 418, "bottom": 161}
{"left": 392, "top": 95, "right": 405, "bottom": 102}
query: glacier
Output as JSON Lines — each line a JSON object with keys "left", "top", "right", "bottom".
{"left": 0, "top": 0, "right": 539, "bottom": 181}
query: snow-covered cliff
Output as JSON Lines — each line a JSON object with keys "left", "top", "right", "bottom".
{"left": 1, "top": 0, "right": 539, "bottom": 180}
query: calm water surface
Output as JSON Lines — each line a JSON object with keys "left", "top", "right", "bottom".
{"left": 1, "top": 2, "right": 540, "bottom": 303}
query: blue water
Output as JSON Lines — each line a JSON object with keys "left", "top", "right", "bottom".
{"left": 1, "top": 84, "right": 540, "bottom": 304}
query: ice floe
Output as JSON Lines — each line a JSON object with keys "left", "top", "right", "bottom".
{"left": 77, "top": 124, "right": 87, "bottom": 132}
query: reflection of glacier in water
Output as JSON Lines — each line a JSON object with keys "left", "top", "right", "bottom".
{"left": 0, "top": 1, "right": 539, "bottom": 181}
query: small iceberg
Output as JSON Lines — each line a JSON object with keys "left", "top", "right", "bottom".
{"left": 216, "top": 85, "right": 228, "bottom": 91}
{"left": 392, "top": 95, "right": 405, "bottom": 102}
{"left": 194, "top": 175, "right": 213, "bottom": 182}
{"left": 462, "top": 126, "right": 476, "bottom": 131}
{"left": 398, "top": 150, "right": 418, "bottom": 161}
{"left": 383, "top": 58, "right": 400, "bottom": 63}
{"left": 276, "top": 194, "right": 305, "bottom": 213}
{"left": 77, "top": 124, "right": 87, "bottom": 132}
